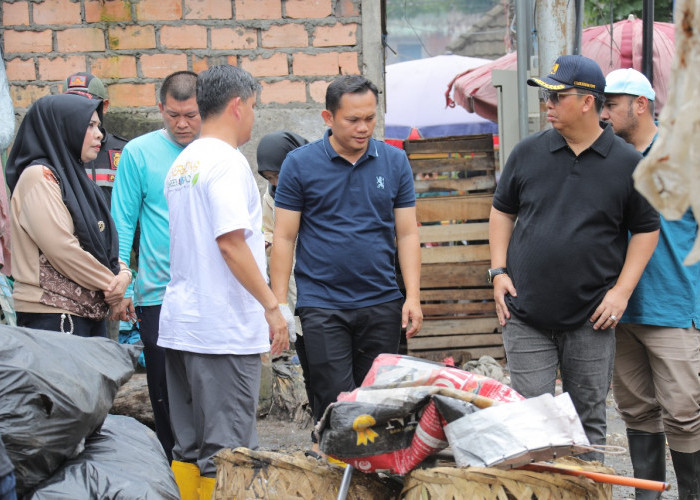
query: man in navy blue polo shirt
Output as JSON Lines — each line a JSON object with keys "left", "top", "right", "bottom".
{"left": 489, "top": 55, "right": 660, "bottom": 462}
{"left": 270, "top": 75, "right": 423, "bottom": 437}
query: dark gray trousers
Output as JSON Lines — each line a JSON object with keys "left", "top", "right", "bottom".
{"left": 165, "top": 349, "right": 261, "bottom": 477}
{"left": 503, "top": 316, "right": 615, "bottom": 462}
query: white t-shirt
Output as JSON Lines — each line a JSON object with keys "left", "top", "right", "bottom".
{"left": 158, "top": 137, "right": 269, "bottom": 355}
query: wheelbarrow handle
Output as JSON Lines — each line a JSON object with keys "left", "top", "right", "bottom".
{"left": 521, "top": 463, "right": 671, "bottom": 491}
{"left": 336, "top": 464, "right": 354, "bottom": 500}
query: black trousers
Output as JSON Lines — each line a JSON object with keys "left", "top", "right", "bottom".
{"left": 137, "top": 304, "right": 174, "bottom": 462}
{"left": 294, "top": 334, "right": 314, "bottom": 415}
{"left": 17, "top": 311, "right": 107, "bottom": 338}
{"left": 297, "top": 298, "right": 402, "bottom": 422}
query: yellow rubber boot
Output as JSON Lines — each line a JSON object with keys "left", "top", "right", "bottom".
{"left": 199, "top": 476, "right": 217, "bottom": 500}
{"left": 171, "top": 460, "right": 200, "bottom": 500}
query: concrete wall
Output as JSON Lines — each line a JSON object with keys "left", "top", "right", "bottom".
{"left": 1, "top": 0, "right": 385, "bottom": 169}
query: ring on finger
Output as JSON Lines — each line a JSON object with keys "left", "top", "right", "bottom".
{"left": 610, "top": 314, "right": 617, "bottom": 322}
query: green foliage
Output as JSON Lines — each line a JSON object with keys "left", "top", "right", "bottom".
{"left": 386, "top": 0, "right": 500, "bottom": 19}
{"left": 584, "top": 0, "right": 674, "bottom": 26}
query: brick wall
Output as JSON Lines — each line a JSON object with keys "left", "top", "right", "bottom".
{"left": 1, "top": 0, "right": 363, "bottom": 111}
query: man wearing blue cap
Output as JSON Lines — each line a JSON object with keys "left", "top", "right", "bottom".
{"left": 603, "top": 68, "right": 700, "bottom": 498}
{"left": 489, "top": 55, "right": 660, "bottom": 462}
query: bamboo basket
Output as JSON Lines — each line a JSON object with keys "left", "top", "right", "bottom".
{"left": 401, "top": 457, "right": 613, "bottom": 500}
{"left": 213, "top": 447, "right": 400, "bottom": 499}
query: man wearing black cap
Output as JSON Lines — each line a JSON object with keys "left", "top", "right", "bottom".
{"left": 488, "top": 55, "right": 660, "bottom": 462}
{"left": 64, "top": 72, "right": 127, "bottom": 208}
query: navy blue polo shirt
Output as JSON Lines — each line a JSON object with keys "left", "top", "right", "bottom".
{"left": 275, "top": 130, "right": 416, "bottom": 309}
{"left": 493, "top": 123, "right": 660, "bottom": 330}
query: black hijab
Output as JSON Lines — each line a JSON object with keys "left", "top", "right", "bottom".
{"left": 6, "top": 94, "right": 120, "bottom": 274}
{"left": 256, "top": 131, "right": 309, "bottom": 198}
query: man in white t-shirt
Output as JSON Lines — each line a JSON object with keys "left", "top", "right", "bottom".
{"left": 159, "top": 65, "right": 293, "bottom": 500}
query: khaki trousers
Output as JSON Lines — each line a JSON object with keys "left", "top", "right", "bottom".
{"left": 613, "top": 323, "right": 700, "bottom": 453}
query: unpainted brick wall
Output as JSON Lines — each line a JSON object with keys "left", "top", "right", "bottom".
{"left": 1, "top": 0, "right": 362, "bottom": 112}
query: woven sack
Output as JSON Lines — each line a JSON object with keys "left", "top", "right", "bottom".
{"left": 401, "top": 457, "right": 613, "bottom": 500}
{"left": 213, "top": 447, "right": 400, "bottom": 499}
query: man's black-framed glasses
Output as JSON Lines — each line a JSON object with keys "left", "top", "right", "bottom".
{"left": 539, "top": 88, "right": 589, "bottom": 104}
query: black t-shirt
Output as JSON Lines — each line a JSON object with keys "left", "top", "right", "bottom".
{"left": 493, "top": 123, "right": 660, "bottom": 330}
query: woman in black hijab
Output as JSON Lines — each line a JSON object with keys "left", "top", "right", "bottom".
{"left": 6, "top": 93, "right": 131, "bottom": 337}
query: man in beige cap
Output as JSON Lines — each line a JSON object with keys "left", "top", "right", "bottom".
{"left": 64, "top": 72, "right": 127, "bottom": 207}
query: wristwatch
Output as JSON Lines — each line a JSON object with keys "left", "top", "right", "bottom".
{"left": 487, "top": 267, "right": 508, "bottom": 284}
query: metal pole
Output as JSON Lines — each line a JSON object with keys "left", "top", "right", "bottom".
{"left": 336, "top": 464, "right": 354, "bottom": 500}
{"left": 536, "top": 0, "right": 576, "bottom": 79}
{"left": 573, "top": 0, "right": 584, "bottom": 54}
{"left": 642, "top": 0, "right": 654, "bottom": 85}
{"left": 516, "top": 0, "right": 530, "bottom": 140}
{"left": 534, "top": 0, "right": 576, "bottom": 130}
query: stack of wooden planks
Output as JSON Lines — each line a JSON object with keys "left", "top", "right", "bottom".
{"left": 403, "top": 134, "right": 503, "bottom": 364}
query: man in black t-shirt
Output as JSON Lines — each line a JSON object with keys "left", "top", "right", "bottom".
{"left": 488, "top": 55, "right": 660, "bottom": 462}
{"left": 64, "top": 72, "right": 127, "bottom": 208}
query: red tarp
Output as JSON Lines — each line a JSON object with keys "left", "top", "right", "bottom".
{"left": 447, "top": 17, "right": 675, "bottom": 122}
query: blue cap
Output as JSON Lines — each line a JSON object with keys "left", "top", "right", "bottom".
{"left": 528, "top": 55, "right": 605, "bottom": 94}
{"left": 604, "top": 68, "right": 655, "bottom": 101}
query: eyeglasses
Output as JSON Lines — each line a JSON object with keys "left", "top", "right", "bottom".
{"left": 539, "top": 89, "right": 589, "bottom": 104}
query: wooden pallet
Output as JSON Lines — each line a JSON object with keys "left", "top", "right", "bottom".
{"left": 403, "top": 134, "right": 503, "bottom": 364}
{"left": 405, "top": 134, "right": 496, "bottom": 196}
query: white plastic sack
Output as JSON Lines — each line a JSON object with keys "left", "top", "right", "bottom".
{"left": 445, "top": 393, "right": 590, "bottom": 468}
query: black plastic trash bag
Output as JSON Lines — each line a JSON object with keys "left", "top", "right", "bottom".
{"left": 29, "top": 414, "right": 179, "bottom": 499}
{"left": 0, "top": 325, "right": 139, "bottom": 494}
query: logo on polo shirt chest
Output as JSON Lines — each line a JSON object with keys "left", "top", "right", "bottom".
{"left": 376, "top": 176, "right": 385, "bottom": 189}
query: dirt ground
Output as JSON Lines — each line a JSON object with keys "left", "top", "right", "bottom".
{"left": 255, "top": 391, "right": 678, "bottom": 499}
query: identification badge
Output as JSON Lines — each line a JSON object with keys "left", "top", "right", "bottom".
{"left": 109, "top": 150, "right": 121, "bottom": 170}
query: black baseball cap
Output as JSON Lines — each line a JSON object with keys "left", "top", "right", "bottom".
{"left": 63, "top": 72, "right": 107, "bottom": 100}
{"left": 527, "top": 55, "right": 605, "bottom": 94}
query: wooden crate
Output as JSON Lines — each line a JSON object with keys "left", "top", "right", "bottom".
{"left": 403, "top": 134, "right": 503, "bottom": 363}
{"left": 405, "top": 134, "right": 496, "bottom": 196}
